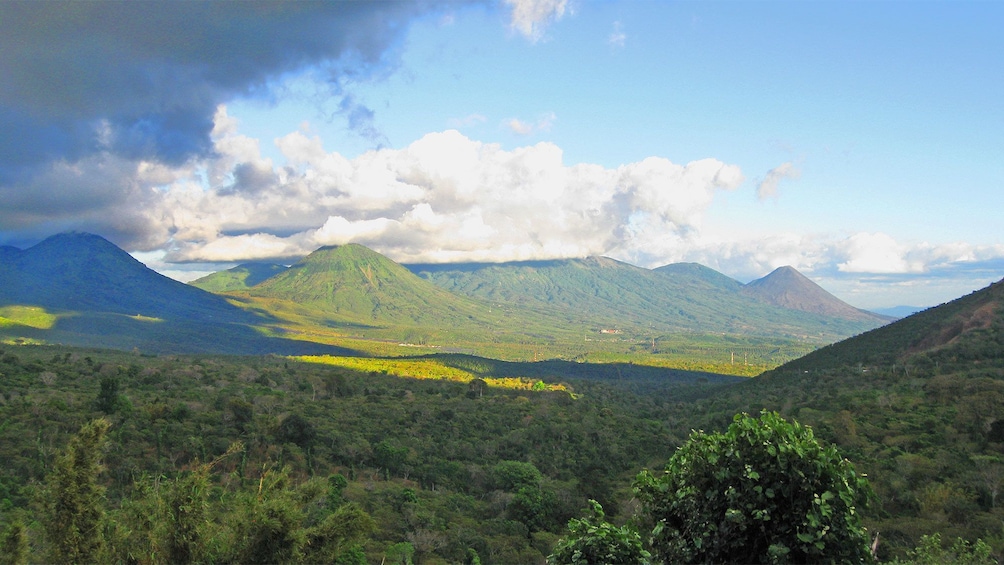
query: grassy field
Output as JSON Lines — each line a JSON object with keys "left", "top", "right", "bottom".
{"left": 291, "top": 354, "right": 572, "bottom": 392}
{"left": 0, "top": 305, "right": 60, "bottom": 329}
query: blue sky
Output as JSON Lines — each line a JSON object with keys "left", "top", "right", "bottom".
{"left": 0, "top": 1, "right": 1001, "bottom": 309}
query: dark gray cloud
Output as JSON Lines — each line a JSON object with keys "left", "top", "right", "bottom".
{"left": 0, "top": 0, "right": 446, "bottom": 192}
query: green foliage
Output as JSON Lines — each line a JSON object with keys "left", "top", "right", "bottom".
{"left": 189, "top": 262, "right": 287, "bottom": 292}
{"left": 40, "top": 418, "right": 111, "bottom": 564}
{"left": 303, "top": 502, "right": 376, "bottom": 563}
{"left": 634, "top": 411, "right": 874, "bottom": 564}
{"left": 226, "top": 468, "right": 306, "bottom": 564}
{"left": 384, "top": 541, "right": 415, "bottom": 565}
{"left": 0, "top": 343, "right": 697, "bottom": 563}
{"left": 509, "top": 485, "right": 558, "bottom": 533}
{"left": 327, "top": 473, "right": 349, "bottom": 510}
{"left": 549, "top": 500, "right": 651, "bottom": 565}
{"left": 96, "top": 375, "right": 120, "bottom": 414}
{"left": 889, "top": 533, "right": 997, "bottom": 565}
{"left": 162, "top": 467, "right": 211, "bottom": 564}
{"left": 22, "top": 339, "right": 1004, "bottom": 563}
{"left": 0, "top": 519, "right": 29, "bottom": 565}
{"left": 491, "top": 461, "right": 543, "bottom": 492}
{"left": 276, "top": 413, "right": 316, "bottom": 448}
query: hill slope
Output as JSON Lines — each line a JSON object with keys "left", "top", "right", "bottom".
{"left": 742, "top": 266, "right": 891, "bottom": 324}
{"left": 190, "top": 262, "right": 289, "bottom": 292}
{"left": 245, "top": 244, "right": 501, "bottom": 329}
{"left": 772, "top": 277, "right": 1004, "bottom": 372}
{"left": 0, "top": 233, "right": 346, "bottom": 354}
{"left": 677, "top": 276, "right": 1004, "bottom": 559}
{"left": 654, "top": 261, "right": 745, "bottom": 292}
{"left": 409, "top": 257, "right": 888, "bottom": 341}
{"left": 0, "top": 232, "right": 249, "bottom": 320}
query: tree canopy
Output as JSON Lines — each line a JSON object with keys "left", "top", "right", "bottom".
{"left": 634, "top": 410, "right": 874, "bottom": 564}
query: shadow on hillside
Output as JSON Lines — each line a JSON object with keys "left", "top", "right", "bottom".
{"left": 410, "top": 353, "right": 745, "bottom": 386}
{"left": 6, "top": 312, "right": 366, "bottom": 356}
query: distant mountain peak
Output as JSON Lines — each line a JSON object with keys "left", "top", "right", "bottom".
{"left": 248, "top": 242, "right": 486, "bottom": 325}
{"left": 743, "top": 266, "right": 888, "bottom": 323}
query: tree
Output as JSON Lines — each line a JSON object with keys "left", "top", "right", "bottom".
{"left": 40, "top": 418, "right": 111, "bottom": 564}
{"left": 161, "top": 442, "right": 243, "bottom": 564}
{"left": 634, "top": 411, "right": 873, "bottom": 564}
{"left": 227, "top": 467, "right": 306, "bottom": 564}
{"left": 888, "top": 533, "right": 997, "bottom": 565}
{"left": 490, "top": 460, "right": 542, "bottom": 492}
{"left": 96, "top": 376, "right": 120, "bottom": 414}
{"left": 0, "top": 519, "right": 29, "bottom": 565}
{"left": 303, "top": 503, "right": 376, "bottom": 564}
{"left": 276, "top": 413, "right": 316, "bottom": 448}
{"left": 549, "top": 500, "right": 651, "bottom": 565}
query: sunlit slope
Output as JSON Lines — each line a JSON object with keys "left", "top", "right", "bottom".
{"left": 409, "top": 256, "right": 887, "bottom": 341}
{"left": 770, "top": 277, "right": 1004, "bottom": 373}
{"left": 190, "top": 262, "right": 288, "bottom": 293}
{"left": 245, "top": 244, "right": 505, "bottom": 328}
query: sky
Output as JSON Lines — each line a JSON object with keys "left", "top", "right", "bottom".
{"left": 0, "top": 0, "right": 1002, "bottom": 310}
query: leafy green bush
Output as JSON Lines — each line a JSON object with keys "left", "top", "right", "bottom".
{"left": 548, "top": 500, "right": 650, "bottom": 565}
{"left": 888, "top": 533, "right": 997, "bottom": 565}
{"left": 634, "top": 410, "right": 874, "bottom": 564}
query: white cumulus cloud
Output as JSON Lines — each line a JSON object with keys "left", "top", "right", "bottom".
{"left": 148, "top": 109, "right": 744, "bottom": 266}
{"left": 837, "top": 232, "right": 921, "bottom": 274}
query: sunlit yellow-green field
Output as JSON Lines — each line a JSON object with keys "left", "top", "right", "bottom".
{"left": 0, "top": 305, "right": 60, "bottom": 329}
{"left": 291, "top": 354, "right": 570, "bottom": 392}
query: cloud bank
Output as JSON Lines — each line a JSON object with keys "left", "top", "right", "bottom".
{"left": 0, "top": 0, "right": 569, "bottom": 248}
{"left": 152, "top": 109, "right": 743, "bottom": 265}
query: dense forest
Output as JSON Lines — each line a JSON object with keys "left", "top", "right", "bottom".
{"left": 1, "top": 314, "right": 1003, "bottom": 563}
{"left": 0, "top": 345, "right": 701, "bottom": 563}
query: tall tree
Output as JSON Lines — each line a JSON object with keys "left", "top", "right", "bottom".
{"left": 40, "top": 418, "right": 111, "bottom": 564}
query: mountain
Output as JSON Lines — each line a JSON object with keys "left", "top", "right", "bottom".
{"left": 409, "top": 257, "right": 889, "bottom": 341}
{"left": 245, "top": 244, "right": 498, "bottom": 328}
{"left": 742, "top": 266, "right": 892, "bottom": 324}
{"left": 190, "top": 262, "right": 288, "bottom": 292}
{"left": 0, "top": 233, "right": 346, "bottom": 354}
{"left": 654, "top": 262, "right": 744, "bottom": 292}
{"left": 0, "top": 232, "right": 251, "bottom": 319}
{"left": 771, "top": 277, "right": 1004, "bottom": 372}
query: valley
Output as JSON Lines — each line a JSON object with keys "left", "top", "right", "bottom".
{"left": 1, "top": 232, "right": 1002, "bottom": 562}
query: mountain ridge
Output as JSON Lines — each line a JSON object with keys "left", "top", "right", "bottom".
{"left": 191, "top": 262, "right": 288, "bottom": 293}
{"left": 408, "top": 256, "right": 889, "bottom": 340}
{"left": 1, "top": 232, "right": 897, "bottom": 355}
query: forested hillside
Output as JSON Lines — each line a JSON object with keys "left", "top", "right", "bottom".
{"left": 408, "top": 255, "right": 888, "bottom": 341}
{"left": 673, "top": 277, "right": 1004, "bottom": 560}
{"left": 0, "top": 344, "right": 710, "bottom": 564}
